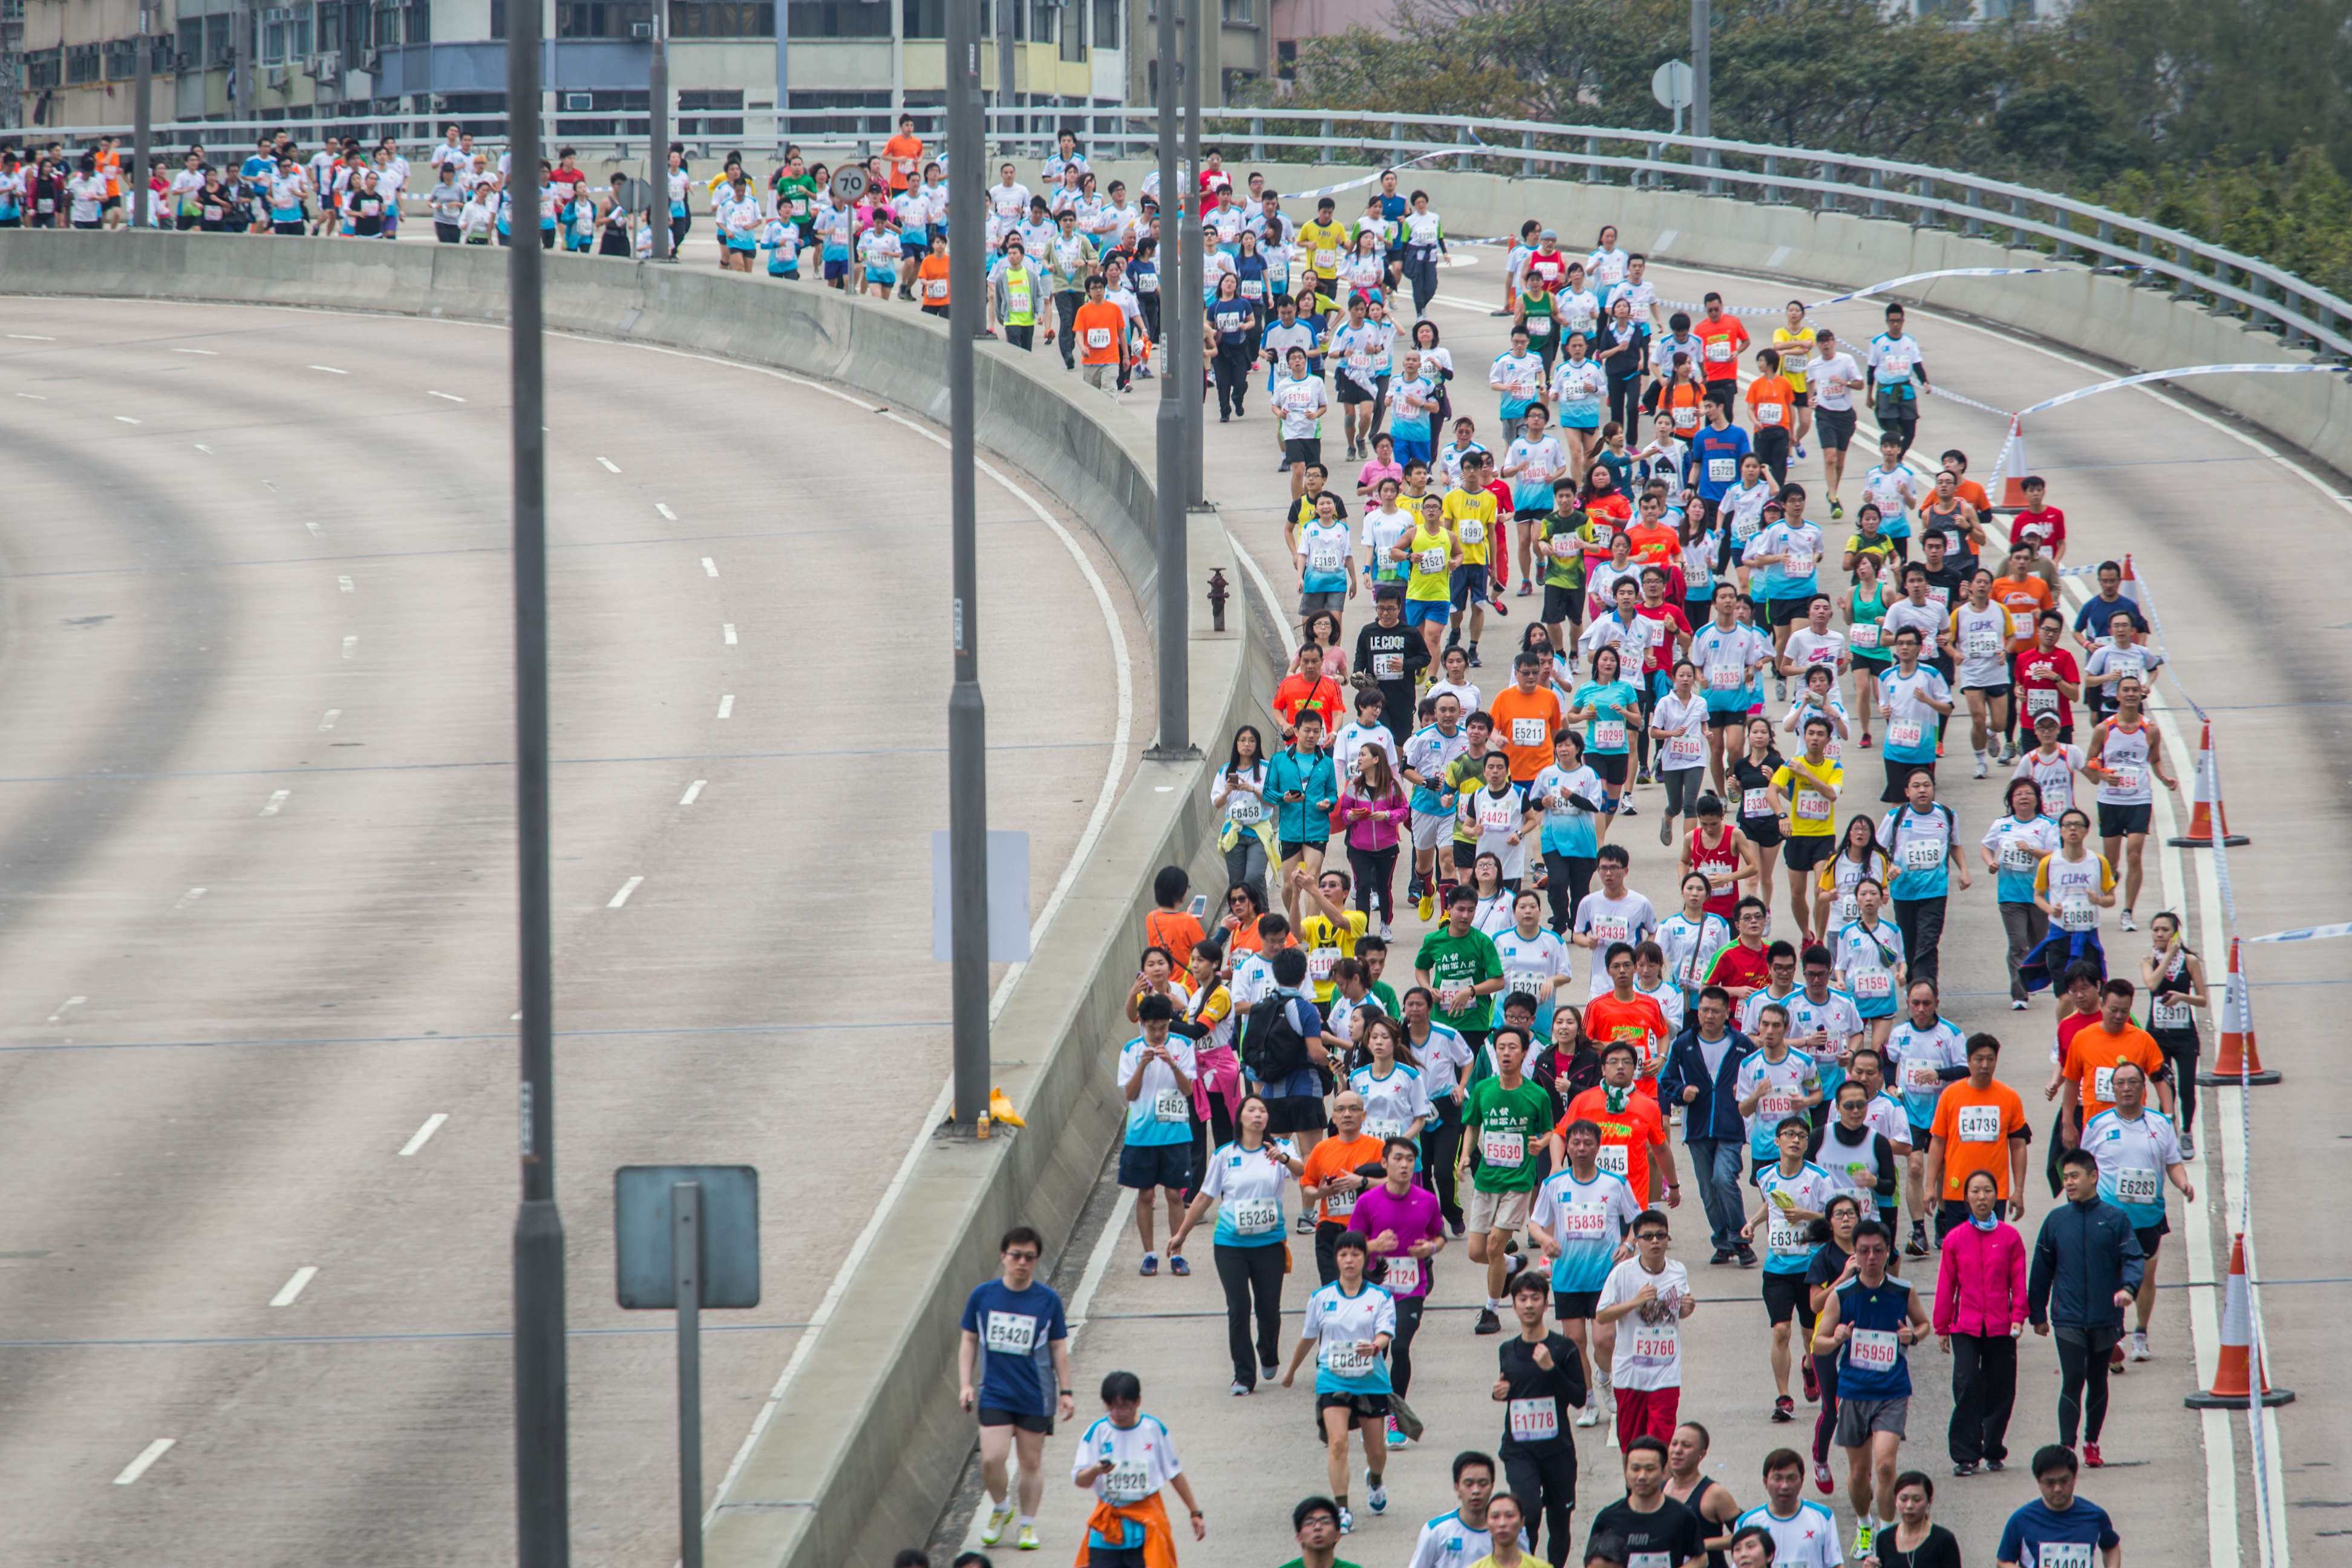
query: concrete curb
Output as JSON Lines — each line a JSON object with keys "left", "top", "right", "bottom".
{"left": 0, "top": 230, "right": 1277, "bottom": 1568}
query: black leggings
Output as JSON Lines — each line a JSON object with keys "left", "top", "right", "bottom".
{"left": 1811, "top": 1350, "right": 1841, "bottom": 1465}
{"left": 2156, "top": 1029, "right": 2201, "bottom": 1132}
{"left": 1212, "top": 1243, "right": 1286, "bottom": 1387}
{"left": 1543, "top": 851, "right": 1597, "bottom": 935}
{"left": 1214, "top": 341, "right": 1254, "bottom": 417}
{"left": 1502, "top": 1443, "right": 1578, "bottom": 1568}
{"left": 1608, "top": 367, "right": 1643, "bottom": 432}
{"left": 1948, "top": 1330, "right": 2018, "bottom": 1466}
{"left": 2054, "top": 1324, "right": 2120, "bottom": 1447}
{"left": 1348, "top": 843, "right": 1399, "bottom": 926}
{"left": 1138, "top": 291, "right": 1161, "bottom": 347}
{"left": 1421, "top": 1112, "right": 1465, "bottom": 1231}
{"left": 1390, "top": 1294, "right": 1426, "bottom": 1397}
{"left": 1189, "top": 1093, "right": 1239, "bottom": 1201}
{"left": 1893, "top": 895, "right": 1947, "bottom": 991}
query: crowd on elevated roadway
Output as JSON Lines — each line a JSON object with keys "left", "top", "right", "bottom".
{"left": 920, "top": 137, "right": 2198, "bottom": 1568}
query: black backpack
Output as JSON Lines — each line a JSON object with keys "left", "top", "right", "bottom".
{"left": 1241, "top": 993, "right": 1310, "bottom": 1085}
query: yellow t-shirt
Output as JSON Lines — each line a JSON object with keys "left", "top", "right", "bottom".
{"left": 1298, "top": 219, "right": 1349, "bottom": 279}
{"left": 1773, "top": 325, "right": 1819, "bottom": 392}
{"left": 1300, "top": 910, "right": 1370, "bottom": 1002}
{"left": 1442, "top": 488, "right": 1497, "bottom": 567}
{"left": 1406, "top": 522, "right": 1455, "bottom": 602}
{"left": 1771, "top": 757, "right": 1843, "bottom": 836}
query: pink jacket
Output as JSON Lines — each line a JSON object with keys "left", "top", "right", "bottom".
{"left": 1933, "top": 1218, "right": 2028, "bottom": 1338}
{"left": 1337, "top": 786, "right": 1410, "bottom": 852}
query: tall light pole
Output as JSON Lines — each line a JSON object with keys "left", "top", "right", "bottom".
{"left": 946, "top": 0, "right": 992, "bottom": 1125}
{"left": 995, "top": 1, "right": 1017, "bottom": 145}
{"left": 1690, "top": 0, "right": 1713, "bottom": 178}
{"left": 1178, "top": 0, "right": 1204, "bottom": 508}
{"left": 648, "top": 1, "right": 670, "bottom": 261}
{"left": 131, "top": 2, "right": 153, "bottom": 229}
{"left": 508, "top": 0, "right": 570, "bottom": 1556}
{"left": 1148, "top": 0, "right": 1191, "bottom": 760}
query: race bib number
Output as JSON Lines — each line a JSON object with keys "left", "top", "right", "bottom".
{"left": 1856, "top": 969, "right": 1893, "bottom": 1000}
{"left": 1901, "top": 837, "right": 1944, "bottom": 872}
{"left": 1242, "top": 278, "right": 1264, "bottom": 300}
{"left": 1594, "top": 719, "right": 1627, "bottom": 750}
{"left": 204, "top": 204, "right": 224, "bottom": 221}
{"left": 2092, "top": 1065, "right": 2115, "bottom": 1105}
{"left": 1504, "top": 970, "right": 1546, "bottom": 1003}
{"left": 1742, "top": 786, "right": 1774, "bottom": 818}
{"left": 2106, "top": 763, "right": 2145, "bottom": 795}
{"left": 1674, "top": 406, "right": 1700, "bottom": 432}
{"left": 1560, "top": 1203, "right": 1609, "bottom": 1239}
{"left": 2153, "top": 995, "right": 2190, "bottom": 1030}
{"left": 1630, "top": 1324, "right": 1680, "bottom": 1363}
{"left": 1478, "top": 802, "right": 1517, "bottom": 833}
{"left": 1965, "top": 626, "right": 2001, "bottom": 659}
{"left": 1459, "top": 518, "right": 1486, "bottom": 546}
{"left": 984, "top": 1311, "right": 1037, "bottom": 1353}
{"left": 1229, "top": 794, "right": 1263, "bottom": 825}
{"left": 1665, "top": 732, "right": 1705, "bottom": 767}
{"left": 1385, "top": 1254, "right": 1422, "bottom": 1292}
{"left": 1417, "top": 546, "right": 1448, "bottom": 575}
{"left": 1903, "top": 1057, "right": 1941, "bottom": 1091}
{"left": 2114, "top": 1166, "right": 2161, "bottom": 1206}
{"left": 2038, "top": 1545, "right": 2094, "bottom": 1568}
{"left": 1104, "top": 1461, "right": 1151, "bottom": 1503}
{"left": 1768, "top": 1211, "right": 1808, "bottom": 1253}
{"left": 1227, "top": 1198, "right": 1279, "bottom": 1236}
{"left": 1596, "top": 1143, "right": 1629, "bottom": 1178}
{"left": 1956, "top": 1104, "right": 2002, "bottom": 1143}
{"left": 1508, "top": 1397, "right": 1559, "bottom": 1440}
{"left": 1705, "top": 339, "right": 1732, "bottom": 362}
{"left": 1086, "top": 327, "right": 1112, "bottom": 349}
{"left": 2058, "top": 897, "right": 2097, "bottom": 933}
{"left": 1512, "top": 717, "right": 1547, "bottom": 747}
{"left": 1153, "top": 1089, "right": 1191, "bottom": 1122}
{"left": 1373, "top": 652, "right": 1403, "bottom": 680}
{"left": 1325, "top": 1186, "right": 1358, "bottom": 1217}
{"left": 1309, "top": 548, "right": 1343, "bottom": 575}
{"left": 1757, "top": 403, "right": 1784, "bottom": 425}
{"left": 1707, "top": 457, "right": 1736, "bottom": 483}
{"left": 1528, "top": 316, "right": 1552, "bottom": 336}
{"left": 1786, "top": 547, "right": 1816, "bottom": 577}
{"left": 1324, "top": 1341, "right": 1374, "bottom": 1377}
{"left": 1481, "top": 1129, "right": 1527, "bottom": 1165}
{"left": 1849, "top": 1327, "right": 1901, "bottom": 1371}
{"left": 1308, "top": 947, "right": 1339, "bottom": 981}
{"left": 1759, "top": 1093, "right": 1796, "bottom": 1120}
{"left": 1314, "top": 247, "right": 1338, "bottom": 271}
{"left": 1707, "top": 664, "right": 1742, "bottom": 691}
{"left": 1364, "top": 1117, "right": 1405, "bottom": 1143}
{"left": 1589, "top": 918, "right": 1630, "bottom": 947}
{"left": 1890, "top": 720, "right": 1923, "bottom": 750}
{"left": 1851, "top": 622, "right": 1882, "bottom": 651}
{"left": 2027, "top": 687, "right": 2058, "bottom": 715}
{"left": 1794, "top": 791, "right": 1831, "bottom": 822}
{"left": 2002, "top": 840, "right": 2040, "bottom": 873}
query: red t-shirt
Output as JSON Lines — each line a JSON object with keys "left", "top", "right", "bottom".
{"left": 1704, "top": 939, "right": 1772, "bottom": 997}
{"left": 1583, "top": 992, "right": 1672, "bottom": 1082}
{"left": 1561, "top": 1086, "right": 1669, "bottom": 1198}
{"left": 1693, "top": 315, "right": 1751, "bottom": 382}
{"left": 2014, "top": 505, "right": 2067, "bottom": 557}
{"left": 2055, "top": 1007, "right": 2099, "bottom": 1073}
{"left": 1485, "top": 479, "right": 1516, "bottom": 587}
{"left": 2012, "top": 644, "right": 2081, "bottom": 730}
{"left": 1633, "top": 602, "right": 1693, "bottom": 679}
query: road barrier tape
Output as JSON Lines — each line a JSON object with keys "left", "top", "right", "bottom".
{"left": 1661, "top": 264, "right": 2080, "bottom": 316}
{"left": 1275, "top": 144, "right": 1482, "bottom": 205}
{"left": 2247, "top": 921, "right": 2352, "bottom": 944}
{"left": 1927, "top": 384, "right": 2016, "bottom": 418}
{"left": 2016, "top": 361, "right": 2350, "bottom": 416}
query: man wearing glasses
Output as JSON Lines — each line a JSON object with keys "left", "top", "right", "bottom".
{"left": 959, "top": 1225, "right": 1078, "bottom": 1553}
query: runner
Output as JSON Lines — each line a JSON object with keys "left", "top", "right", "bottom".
{"left": 1865, "top": 303, "right": 1929, "bottom": 457}
{"left": 1281, "top": 1495, "right": 1353, "bottom": 1568}
{"left": 1731, "top": 1449, "right": 1843, "bottom": 1568}
{"left": 1800, "top": 1194, "right": 1863, "bottom": 1494}
{"left": 1983, "top": 779, "right": 2062, "bottom": 1011}
{"left": 2084, "top": 675, "right": 2175, "bottom": 931}
{"left": 1070, "top": 1371, "right": 1206, "bottom": 1562}
{"left": 1877, "top": 769, "right": 1967, "bottom": 991}
{"left": 2140, "top": 912, "right": 2207, "bottom": 1157}
{"left": 1594, "top": 1207, "right": 1697, "bottom": 1447}
{"left": 1998, "top": 1445, "right": 2122, "bottom": 1568}
{"left": 1283, "top": 1229, "right": 1399, "bottom": 1534}
{"left": 1924, "top": 1033, "right": 2031, "bottom": 1240}
{"left": 1357, "top": 1132, "right": 1448, "bottom": 1447}
{"left": 1301, "top": 1095, "right": 1387, "bottom": 1283}
{"left": 1406, "top": 1452, "right": 1506, "bottom": 1568}
{"left": 1809, "top": 1220, "right": 1930, "bottom": 1557}
{"left": 1570, "top": 847, "right": 1658, "bottom": 996}
{"left": 1528, "top": 1119, "right": 1643, "bottom": 1429}
{"left": 1462, "top": 1027, "right": 1553, "bottom": 1334}
{"left": 1770, "top": 717, "right": 1844, "bottom": 943}
{"left": 1949, "top": 571, "right": 2014, "bottom": 779}
{"left": 1883, "top": 982, "right": 1966, "bottom": 1256}
{"left": 958, "top": 1225, "right": 1077, "bottom": 1553}
{"left": 1494, "top": 1269, "right": 1590, "bottom": 1565}
{"left": 1168, "top": 1093, "right": 1302, "bottom": 1394}
{"left": 1661, "top": 987, "right": 1759, "bottom": 1267}
{"left": 1119, "top": 994, "right": 1200, "bottom": 1278}
{"left": 2080, "top": 1060, "right": 2191, "bottom": 1364}
{"left": 1662, "top": 1422, "right": 1745, "bottom": 1566}
{"left": 1741, "top": 1106, "right": 1835, "bottom": 1422}
{"left": 1936, "top": 1166, "right": 2028, "bottom": 1477}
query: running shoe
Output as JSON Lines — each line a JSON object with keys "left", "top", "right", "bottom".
{"left": 1637, "top": 769, "right": 1654, "bottom": 786}
{"left": 1859, "top": 732, "right": 1873, "bottom": 748}
{"left": 1618, "top": 801, "right": 1639, "bottom": 817}
{"left": 1795, "top": 443, "right": 1809, "bottom": 460}
{"left": 1953, "top": 1460, "right": 1979, "bottom": 1477}
{"left": 1831, "top": 498, "right": 1845, "bottom": 520}
{"left": 1736, "top": 1244, "right": 1759, "bottom": 1268}
{"left": 1973, "top": 756, "right": 1988, "bottom": 779}
{"left": 981, "top": 1505, "right": 1014, "bottom": 1546}
{"left": 1986, "top": 1458, "right": 2006, "bottom": 1472}
{"left": 1576, "top": 1402, "right": 1603, "bottom": 1428}
{"left": 1906, "top": 1223, "right": 1930, "bottom": 1258}
{"left": 1386, "top": 1416, "right": 1405, "bottom": 1448}
{"left": 1017, "top": 1523, "right": 1040, "bottom": 1550}
{"left": 1169, "top": 1254, "right": 1190, "bottom": 1277}
{"left": 1468, "top": 648, "right": 1483, "bottom": 668}
{"left": 1802, "top": 1357, "right": 1819, "bottom": 1402}
{"left": 1710, "top": 1247, "right": 1736, "bottom": 1266}
{"left": 1338, "top": 1506, "right": 1357, "bottom": 1534}
{"left": 1296, "top": 1212, "right": 1317, "bottom": 1234}
{"left": 2120, "top": 909, "right": 2138, "bottom": 932}
{"left": 1518, "top": 580, "right": 1534, "bottom": 596}
{"left": 2109, "top": 1342, "right": 2127, "bottom": 1371}
{"left": 1815, "top": 1461, "right": 1835, "bottom": 1495}
{"left": 1232, "top": 1379, "right": 1251, "bottom": 1396}
{"left": 1368, "top": 1481, "right": 1389, "bottom": 1514}
{"left": 1138, "top": 1253, "right": 1158, "bottom": 1276}
{"left": 1261, "top": 1364, "right": 1280, "bottom": 1383}
{"left": 1660, "top": 814, "right": 1673, "bottom": 847}
{"left": 1852, "top": 1521, "right": 1876, "bottom": 1558}
{"left": 1475, "top": 1307, "right": 1503, "bottom": 1335}
{"left": 2180, "top": 1132, "right": 2196, "bottom": 1159}
{"left": 2083, "top": 1442, "right": 2105, "bottom": 1468}
{"left": 1380, "top": 921, "right": 1394, "bottom": 941}
{"left": 1489, "top": 599, "right": 1510, "bottom": 617}
{"left": 1772, "top": 1394, "right": 1795, "bottom": 1423}
{"left": 2011, "top": 998, "right": 2030, "bottom": 1011}
{"left": 2129, "top": 1330, "right": 2151, "bottom": 1362}
{"left": 1419, "top": 892, "right": 1435, "bottom": 922}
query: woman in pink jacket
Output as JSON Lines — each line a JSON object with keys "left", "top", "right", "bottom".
{"left": 1336, "top": 747, "right": 1411, "bottom": 938}
{"left": 1935, "top": 1167, "right": 2029, "bottom": 1474}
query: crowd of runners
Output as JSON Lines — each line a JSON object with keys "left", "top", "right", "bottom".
{"left": 927, "top": 138, "right": 2198, "bottom": 1568}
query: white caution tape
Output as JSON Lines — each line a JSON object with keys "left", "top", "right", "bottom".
{"left": 2247, "top": 921, "right": 2352, "bottom": 944}
{"left": 1276, "top": 144, "right": 1479, "bottom": 205}
{"left": 2018, "top": 361, "right": 2350, "bottom": 416}
{"left": 1662, "top": 264, "right": 2077, "bottom": 316}
{"left": 1927, "top": 385, "right": 2016, "bottom": 418}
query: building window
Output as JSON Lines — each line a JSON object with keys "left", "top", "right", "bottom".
{"left": 787, "top": 87, "right": 889, "bottom": 137}
{"left": 27, "top": 46, "right": 62, "bottom": 88}
{"left": 1090, "top": 0, "right": 1117, "bottom": 48}
{"left": 1276, "top": 36, "right": 1294, "bottom": 77}
{"left": 786, "top": 0, "right": 890, "bottom": 37}
{"left": 557, "top": 1, "right": 652, "bottom": 37}
{"left": 177, "top": 16, "right": 205, "bottom": 64}
{"left": 405, "top": 0, "right": 430, "bottom": 42}
{"left": 678, "top": 88, "right": 743, "bottom": 134}
{"left": 260, "top": 5, "right": 313, "bottom": 62}
{"left": 67, "top": 42, "right": 100, "bottom": 82}
{"left": 1221, "top": 0, "right": 1249, "bottom": 19}
{"left": 1028, "top": 0, "right": 1053, "bottom": 45}
{"left": 671, "top": 1, "right": 774, "bottom": 33}
{"left": 901, "top": 0, "right": 942, "bottom": 37}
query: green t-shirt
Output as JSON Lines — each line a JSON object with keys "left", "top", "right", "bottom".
{"left": 1277, "top": 1559, "right": 1362, "bottom": 1568}
{"left": 1369, "top": 979, "right": 1401, "bottom": 1019}
{"left": 1540, "top": 509, "right": 1590, "bottom": 590}
{"left": 1415, "top": 925, "right": 1503, "bottom": 1031}
{"left": 776, "top": 174, "right": 818, "bottom": 229}
{"left": 1465, "top": 1076, "right": 1553, "bottom": 1192}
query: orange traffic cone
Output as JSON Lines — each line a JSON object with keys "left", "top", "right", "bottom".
{"left": 2167, "top": 721, "right": 2250, "bottom": 848}
{"left": 2185, "top": 1232, "right": 2295, "bottom": 1408}
{"left": 2198, "top": 937, "right": 2279, "bottom": 1086}
{"left": 1996, "top": 416, "right": 2034, "bottom": 508}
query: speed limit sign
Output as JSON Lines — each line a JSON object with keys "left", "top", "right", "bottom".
{"left": 831, "top": 167, "right": 870, "bottom": 203}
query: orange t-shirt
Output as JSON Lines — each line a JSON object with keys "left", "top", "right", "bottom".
{"left": 1664, "top": 379, "right": 1705, "bottom": 435}
{"left": 1955, "top": 479, "right": 1993, "bottom": 515}
{"left": 1073, "top": 300, "right": 1127, "bottom": 366}
{"left": 1746, "top": 374, "right": 1795, "bottom": 434}
{"left": 1929, "top": 1077, "right": 2028, "bottom": 1200}
{"left": 917, "top": 253, "right": 951, "bottom": 307}
{"left": 881, "top": 134, "right": 924, "bottom": 190}
{"left": 2062, "top": 1021, "right": 2165, "bottom": 1123}
{"left": 1488, "top": 686, "right": 1565, "bottom": 782}
{"left": 1990, "top": 573, "right": 2055, "bottom": 652}
{"left": 97, "top": 146, "right": 122, "bottom": 197}
{"left": 1146, "top": 907, "right": 1206, "bottom": 969}
{"left": 1693, "top": 315, "right": 1750, "bottom": 382}
{"left": 1625, "top": 521, "right": 1679, "bottom": 569}
{"left": 1581, "top": 991, "right": 1671, "bottom": 1083}
{"left": 1560, "top": 1085, "right": 1668, "bottom": 1200}
{"left": 1301, "top": 1134, "right": 1388, "bottom": 1224}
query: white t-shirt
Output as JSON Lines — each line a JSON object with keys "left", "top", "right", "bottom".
{"left": 1573, "top": 890, "right": 1658, "bottom": 996}
{"left": 1596, "top": 1257, "right": 1692, "bottom": 1390}
{"left": 1273, "top": 375, "right": 1329, "bottom": 440}
{"left": 1071, "top": 1413, "right": 1183, "bottom": 1507}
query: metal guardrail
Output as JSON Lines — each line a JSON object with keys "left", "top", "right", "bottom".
{"left": 23, "top": 102, "right": 2348, "bottom": 359}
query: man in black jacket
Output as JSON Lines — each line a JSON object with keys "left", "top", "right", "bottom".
{"left": 2028, "top": 1148, "right": 2145, "bottom": 1467}
{"left": 1658, "top": 985, "right": 1757, "bottom": 1267}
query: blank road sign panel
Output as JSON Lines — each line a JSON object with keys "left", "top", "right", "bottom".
{"left": 613, "top": 1164, "right": 762, "bottom": 1310}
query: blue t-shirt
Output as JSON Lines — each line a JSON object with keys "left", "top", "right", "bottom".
{"left": 1687, "top": 423, "right": 1753, "bottom": 501}
{"left": 1878, "top": 803, "right": 1958, "bottom": 901}
{"left": 1209, "top": 296, "right": 1255, "bottom": 344}
{"left": 1533, "top": 1168, "right": 1641, "bottom": 1293}
{"left": 959, "top": 1278, "right": 1068, "bottom": 1416}
{"left": 1998, "top": 1497, "right": 2120, "bottom": 1567}
{"left": 1571, "top": 679, "right": 1641, "bottom": 756}
{"left": 1832, "top": 1273, "right": 1916, "bottom": 1399}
